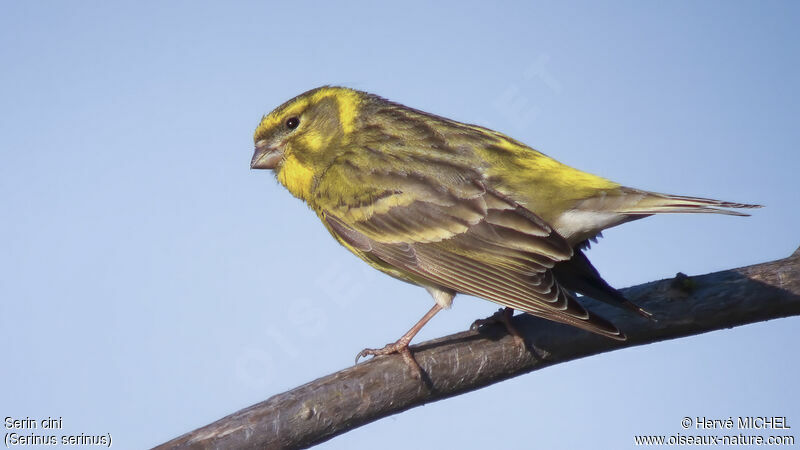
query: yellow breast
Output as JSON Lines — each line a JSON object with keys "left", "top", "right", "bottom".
{"left": 277, "top": 154, "right": 316, "bottom": 202}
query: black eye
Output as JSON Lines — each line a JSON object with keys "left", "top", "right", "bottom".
{"left": 286, "top": 117, "right": 300, "bottom": 130}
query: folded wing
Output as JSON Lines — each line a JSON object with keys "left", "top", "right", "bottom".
{"left": 317, "top": 153, "right": 627, "bottom": 340}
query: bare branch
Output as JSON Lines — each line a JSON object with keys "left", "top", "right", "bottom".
{"left": 156, "top": 247, "right": 800, "bottom": 449}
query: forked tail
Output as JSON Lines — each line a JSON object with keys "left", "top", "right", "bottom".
{"left": 616, "top": 188, "right": 762, "bottom": 216}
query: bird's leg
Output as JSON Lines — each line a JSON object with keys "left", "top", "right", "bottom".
{"left": 471, "top": 307, "right": 525, "bottom": 347}
{"left": 356, "top": 303, "right": 443, "bottom": 378}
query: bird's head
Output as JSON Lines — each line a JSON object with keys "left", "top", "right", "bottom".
{"left": 250, "top": 86, "right": 364, "bottom": 201}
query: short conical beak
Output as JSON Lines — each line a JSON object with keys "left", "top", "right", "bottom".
{"left": 250, "top": 140, "right": 283, "bottom": 170}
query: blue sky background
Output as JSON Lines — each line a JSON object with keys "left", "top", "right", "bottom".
{"left": 2, "top": 1, "right": 798, "bottom": 448}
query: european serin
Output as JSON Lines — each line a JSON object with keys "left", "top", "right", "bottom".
{"left": 251, "top": 86, "right": 759, "bottom": 373}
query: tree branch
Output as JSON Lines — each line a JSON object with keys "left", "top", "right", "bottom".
{"left": 156, "top": 247, "right": 800, "bottom": 449}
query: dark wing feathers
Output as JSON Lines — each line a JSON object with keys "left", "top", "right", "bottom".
{"left": 320, "top": 164, "right": 628, "bottom": 340}
{"left": 553, "top": 248, "right": 653, "bottom": 320}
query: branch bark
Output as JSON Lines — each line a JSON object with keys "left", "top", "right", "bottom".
{"left": 156, "top": 247, "right": 800, "bottom": 450}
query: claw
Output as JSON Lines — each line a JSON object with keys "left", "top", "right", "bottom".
{"left": 470, "top": 308, "right": 505, "bottom": 331}
{"left": 354, "top": 342, "right": 423, "bottom": 378}
{"left": 352, "top": 304, "right": 443, "bottom": 378}
{"left": 355, "top": 350, "right": 367, "bottom": 365}
{"left": 471, "top": 307, "right": 526, "bottom": 348}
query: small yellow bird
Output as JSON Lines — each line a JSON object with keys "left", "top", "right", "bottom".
{"left": 251, "top": 86, "right": 759, "bottom": 372}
